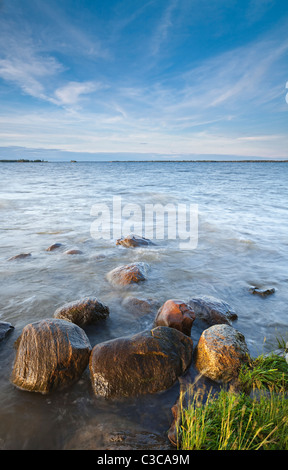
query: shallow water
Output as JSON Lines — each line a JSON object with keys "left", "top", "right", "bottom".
{"left": 0, "top": 161, "right": 288, "bottom": 449}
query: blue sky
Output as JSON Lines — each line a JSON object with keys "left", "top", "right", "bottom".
{"left": 0, "top": 0, "right": 287, "bottom": 160}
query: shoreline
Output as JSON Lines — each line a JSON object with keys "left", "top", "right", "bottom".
{"left": 0, "top": 159, "right": 287, "bottom": 163}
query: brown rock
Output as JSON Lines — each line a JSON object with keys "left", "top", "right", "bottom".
{"left": 89, "top": 326, "right": 193, "bottom": 398}
{"left": 11, "top": 318, "right": 92, "bottom": 394}
{"left": 116, "top": 234, "right": 154, "bottom": 248}
{"left": 194, "top": 324, "right": 249, "bottom": 383}
{"left": 7, "top": 253, "right": 31, "bottom": 261}
{"left": 54, "top": 297, "right": 109, "bottom": 326}
{"left": 46, "top": 243, "right": 63, "bottom": 251}
{"left": 154, "top": 299, "right": 196, "bottom": 336}
{"left": 107, "top": 262, "right": 148, "bottom": 286}
{"left": 64, "top": 249, "right": 83, "bottom": 255}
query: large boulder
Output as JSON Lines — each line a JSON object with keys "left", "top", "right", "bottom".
{"left": 107, "top": 262, "right": 149, "bottom": 286}
{"left": 0, "top": 321, "right": 14, "bottom": 341}
{"left": 187, "top": 295, "right": 237, "bottom": 326}
{"left": 54, "top": 297, "right": 109, "bottom": 326}
{"left": 154, "top": 300, "right": 196, "bottom": 336}
{"left": 116, "top": 234, "right": 154, "bottom": 248}
{"left": 11, "top": 318, "right": 92, "bottom": 394}
{"left": 194, "top": 324, "right": 249, "bottom": 383}
{"left": 89, "top": 326, "right": 193, "bottom": 398}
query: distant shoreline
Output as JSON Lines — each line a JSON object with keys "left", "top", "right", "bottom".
{"left": 0, "top": 159, "right": 47, "bottom": 163}
{"left": 0, "top": 159, "right": 287, "bottom": 163}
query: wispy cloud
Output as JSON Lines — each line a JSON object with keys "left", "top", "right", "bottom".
{"left": 0, "top": 53, "right": 62, "bottom": 101}
{"left": 150, "top": 0, "right": 179, "bottom": 56}
{"left": 53, "top": 81, "right": 107, "bottom": 106}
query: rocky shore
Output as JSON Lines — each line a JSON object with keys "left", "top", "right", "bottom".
{"left": 1, "top": 233, "right": 277, "bottom": 449}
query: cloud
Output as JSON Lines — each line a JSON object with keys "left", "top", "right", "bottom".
{"left": 0, "top": 54, "right": 62, "bottom": 100}
{"left": 53, "top": 81, "right": 105, "bottom": 106}
{"left": 150, "top": 0, "right": 179, "bottom": 55}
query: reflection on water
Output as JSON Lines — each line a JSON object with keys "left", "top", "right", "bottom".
{"left": 0, "top": 161, "right": 288, "bottom": 449}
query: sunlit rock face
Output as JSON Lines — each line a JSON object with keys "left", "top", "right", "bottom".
{"left": 11, "top": 318, "right": 92, "bottom": 394}
{"left": 89, "top": 326, "right": 193, "bottom": 398}
{"left": 194, "top": 324, "right": 250, "bottom": 383}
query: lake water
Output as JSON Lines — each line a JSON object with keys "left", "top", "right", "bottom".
{"left": 0, "top": 161, "right": 288, "bottom": 449}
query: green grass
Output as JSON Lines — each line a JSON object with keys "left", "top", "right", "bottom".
{"left": 178, "top": 354, "right": 288, "bottom": 450}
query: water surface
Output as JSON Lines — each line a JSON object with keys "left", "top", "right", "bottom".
{"left": 1, "top": 161, "right": 287, "bottom": 449}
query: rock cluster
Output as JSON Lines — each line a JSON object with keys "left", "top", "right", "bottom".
{"left": 8, "top": 292, "right": 247, "bottom": 398}
{"left": 4, "top": 232, "right": 261, "bottom": 449}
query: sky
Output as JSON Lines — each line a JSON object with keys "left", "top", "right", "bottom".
{"left": 0, "top": 0, "right": 287, "bottom": 161}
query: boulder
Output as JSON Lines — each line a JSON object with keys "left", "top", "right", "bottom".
{"left": 194, "top": 324, "right": 249, "bottom": 383}
{"left": 54, "top": 297, "right": 109, "bottom": 326}
{"left": 0, "top": 321, "right": 14, "bottom": 341}
{"left": 116, "top": 234, "right": 154, "bottom": 248}
{"left": 107, "top": 262, "right": 149, "bottom": 286}
{"left": 154, "top": 299, "right": 196, "bottom": 336}
{"left": 11, "top": 318, "right": 92, "bottom": 394}
{"left": 187, "top": 295, "right": 237, "bottom": 326}
{"left": 89, "top": 326, "right": 193, "bottom": 398}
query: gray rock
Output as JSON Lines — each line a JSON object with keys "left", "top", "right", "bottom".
{"left": 249, "top": 286, "right": 276, "bottom": 297}
{"left": 188, "top": 295, "right": 237, "bottom": 326}
{"left": 0, "top": 321, "right": 14, "bottom": 341}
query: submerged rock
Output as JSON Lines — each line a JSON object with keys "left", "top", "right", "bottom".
{"left": 46, "top": 243, "right": 63, "bottom": 251}
{"left": 64, "top": 249, "right": 83, "bottom": 255}
{"left": 11, "top": 318, "right": 91, "bottom": 394}
{"left": 154, "top": 299, "right": 196, "bottom": 336}
{"left": 0, "top": 321, "right": 14, "bottom": 341}
{"left": 122, "top": 296, "right": 160, "bottom": 316}
{"left": 107, "top": 262, "right": 149, "bottom": 286}
{"left": 7, "top": 253, "right": 31, "bottom": 261}
{"left": 89, "top": 326, "right": 193, "bottom": 398}
{"left": 64, "top": 419, "right": 172, "bottom": 450}
{"left": 194, "top": 324, "right": 249, "bottom": 383}
{"left": 116, "top": 234, "right": 154, "bottom": 248}
{"left": 187, "top": 295, "right": 237, "bottom": 326}
{"left": 249, "top": 286, "right": 276, "bottom": 297}
{"left": 54, "top": 297, "right": 109, "bottom": 326}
